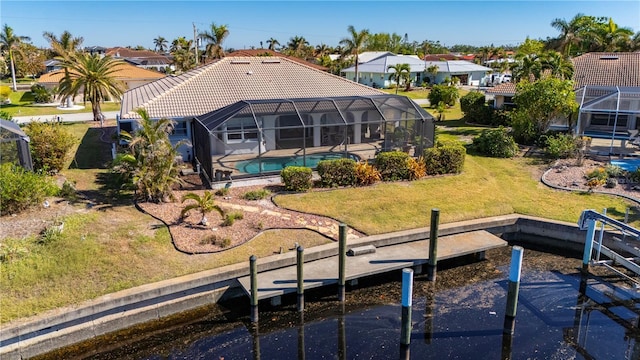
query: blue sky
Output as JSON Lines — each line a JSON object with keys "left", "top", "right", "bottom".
{"left": 3, "top": 1, "right": 639, "bottom": 50}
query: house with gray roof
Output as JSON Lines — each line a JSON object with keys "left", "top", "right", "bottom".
{"left": 119, "top": 56, "right": 434, "bottom": 185}
{"left": 341, "top": 54, "right": 492, "bottom": 88}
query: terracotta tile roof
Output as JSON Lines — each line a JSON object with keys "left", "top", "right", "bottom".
{"left": 572, "top": 52, "right": 640, "bottom": 88}
{"left": 484, "top": 82, "right": 516, "bottom": 95}
{"left": 226, "top": 49, "right": 328, "bottom": 71}
{"left": 120, "top": 56, "right": 385, "bottom": 119}
{"left": 423, "top": 54, "right": 460, "bottom": 61}
{"left": 38, "top": 62, "right": 166, "bottom": 84}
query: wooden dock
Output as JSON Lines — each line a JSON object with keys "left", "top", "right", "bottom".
{"left": 237, "top": 230, "right": 507, "bottom": 301}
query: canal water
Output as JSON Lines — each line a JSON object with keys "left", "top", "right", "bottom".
{"left": 36, "top": 246, "right": 640, "bottom": 360}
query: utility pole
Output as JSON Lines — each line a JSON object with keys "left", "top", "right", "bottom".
{"left": 193, "top": 22, "right": 198, "bottom": 65}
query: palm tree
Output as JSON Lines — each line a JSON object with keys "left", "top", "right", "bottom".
{"left": 57, "top": 53, "right": 125, "bottom": 121}
{"left": 198, "top": 23, "right": 229, "bottom": 61}
{"left": 387, "top": 63, "right": 411, "bottom": 94}
{"left": 170, "top": 37, "right": 195, "bottom": 72}
{"left": 286, "top": 36, "right": 309, "bottom": 58}
{"left": 153, "top": 36, "right": 168, "bottom": 53}
{"left": 550, "top": 13, "right": 585, "bottom": 57}
{"left": 511, "top": 54, "right": 542, "bottom": 82}
{"left": 266, "top": 37, "right": 280, "bottom": 51}
{"left": 339, "top": 25, "right": 369, "bottom": 83}
{"left": 540, "top": 51, "right": 573, "bottom": 80}
{"left": 43, "top": 30, "right": 83, "bottom": 58}
{"left": 181, "top": 191, "right": 224, "bottom": 226}
{"left": 314, "top": 43, "right": 331, "bottom": 58}
{"left": 595, "top": 18, "right": 634, "bottom": 51}
{"left": 426, "top": 64, "right": 439, "bottom": 83}
{"left": 0, "top": 24, "right": 31, "bottom": 91}
{"left": 124, "top": 108, "right": 187, "bottom": 202}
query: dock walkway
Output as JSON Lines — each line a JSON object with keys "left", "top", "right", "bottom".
{"left": 238, "top": 230, "right": 507, "bottom": 301}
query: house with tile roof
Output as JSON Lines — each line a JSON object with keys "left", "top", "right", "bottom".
{"left": 106, "top": 47, "right": 173, "bottom": 73}
{"left": 118, "top": 56, "right": 434, "bottom": 184}
{"left": 341, "top": 54, "right": 492, "bottom": 88}
{"left": 486, "top": 53, "right": 640, "bottom": 144}
{"left": 38, "top": 62, "right": 166, "bottom": 93}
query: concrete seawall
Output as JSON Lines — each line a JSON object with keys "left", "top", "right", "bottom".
{"left": 0, "top": 214, "right": 614, "bottom": 359}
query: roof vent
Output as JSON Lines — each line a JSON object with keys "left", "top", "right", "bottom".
{"left": 230, "top": 60, "right": 251, "bottom": 64}
{"left": 599, "top": 55, "right": 619, "bottom": 60}
{"left": 247, "top": 71, "right": 253, "bottom": 75}
{"left": 262, "top": 59, "right": 281, "bottom": 64}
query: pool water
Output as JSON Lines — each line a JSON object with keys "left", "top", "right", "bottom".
{"left": 610, "top": 158, "right": 640, "bottom": 172}
{"left": 236, "top": 153, "right": 358, "bottom": 174}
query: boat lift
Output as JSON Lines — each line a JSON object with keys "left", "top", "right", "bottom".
{"left": 578, "top": 209, "right": 640, "bottom": 283}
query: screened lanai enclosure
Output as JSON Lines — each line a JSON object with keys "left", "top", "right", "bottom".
{"left": 192, "top": 94, "right": 435, "bottom": 185}
{"left": 575, "top": 86, "right": 640, "bottom": 155}
{"left": 0, "top": 119, "right": 33, "bottom": 171}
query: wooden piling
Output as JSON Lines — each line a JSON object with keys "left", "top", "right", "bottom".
{"left": 250, "top": 255, "right": 259, "bottom": 323}
{"left": 400, "top": 268, "right": 414, "bottom": 346}
{"left": 427, "top": 209, "right": 440, "bottom": 282}
{"left": 503, "top": 246, "right": 523, "bottom": 335}
{"left": 297, "top": 246, "right": 304, "bottom": 312}
{"left": 338, "top": 223, "right": 347, "bottom": 302}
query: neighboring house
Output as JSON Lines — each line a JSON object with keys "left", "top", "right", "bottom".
{"left": 486, "top": 53, "right": 640, "bottom": 141}
{"left": 119, "top": 56, "right": 434, "bottom": 185}
{"left": 328, "top": 51, "right": 394, "bottom": 63}
{"left": 106, "top": 47, "right": 173, "bottom": 73}
{"left": 84, "top": 46, "right": 107, "bottom": 56}
{"left": 43, "top": 59, "right": 62, "bottom": 73}
{"left": 342, "top": 54, "right": 492, "bottom": 87}
{"left": 38, "top": 62, "right": 166, "bottom": 95}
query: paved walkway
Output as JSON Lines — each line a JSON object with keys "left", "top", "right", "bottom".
{"left": 12, "top": 111, "right": 119, "bottom": 125}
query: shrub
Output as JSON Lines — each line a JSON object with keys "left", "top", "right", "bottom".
{"left": 630, "top": 168, "right": 640, "bottom": 183}
{"left": 375, "top": 151, "right": 410, "bottom": 181}
{"left": 471, "top": 127, "right": 519, "bottom": 158}
{"left": 460, "top": 91, "right": 492, "bottom": 124}
{"left": 281, "top": 166, "right": 313, "bottom": 192}
{"left": 604, "top": 164, "right": 625, "bottom": 178}
{"left": 30, "top": 84, "right": 52, "bottom": 103}
{"left": 243, "top": 189, "right": 271, "bottom": 200}
{"left": 0, "top": 86, "right": 11, "bottom": 102}
{"left": 407, "top": 156, "right": 427, "bottom": 180}
{"left": 428, "top": 84, "right": 459, "bottom": 106}
{"left": 587, "top": 178, "right": 605, "bottom": 191}
{"left": 423, "top": 142, "right": 466, "bottom": 175}
{"left": 59, "top": 180, "right": 78, "bottom": 201}
{"left": 218, "top": 237, "right": 232, "bottom": 248}
{"left": 585, "top": 167, "right": 608, "bottom": 182}
{"left": 215, "top": 187, "right": 230, "bottom": 196}
{"left": 25, "top": 122, "right": 76, "bottom": 174}
{"left": 222, "top": 211, "right": 244, "bottom": 227}
{"left": 317, "top": 158, "right": 357, "bottom": 187}
{"left": 355, "top": 161, "right": 381, "bottom": 186}
{"left": 0, "top": 163, "right": 58, "bottom": 216}
{"left": 542, "top": 133, "right": 578, "bottom": 159}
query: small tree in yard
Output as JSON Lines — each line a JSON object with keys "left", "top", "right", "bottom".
{"left": 181, "top": 191, "right": 224, "bottom": 226}
{"left": 25, "top": 122, "right": 76, "bottom": 174}
{"left": 511, "top": 78, "right": 577, "bottom": 144}
{"left": 428, "top": 84, "right": 459, "bottom": 107}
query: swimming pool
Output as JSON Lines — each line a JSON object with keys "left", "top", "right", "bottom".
{"left": 610, "top": 158, "right": 640, "bottom": 171}
{"left": 236, "top": 153, "right": 359, "bottom": 174}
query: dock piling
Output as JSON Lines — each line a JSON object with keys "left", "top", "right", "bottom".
{"left": 338, "top": 223, "right": 347, "bottom": 302}
{"left": 250, "top": 255, "right": 259, "bottom": 323}
{"left": 427, "top": 209, "right": 440, "bottom": 282}
{"left": 297, "top": 246, "right": 304, "bottom": 312}
{"left": 503, "top": 246, "right": 523, "bottom": 335}
{"left": 400, "top": 268, "right": 414, "bottom": 346}
{"left": 582, "top": 218, "right": 597, "bottom": 272}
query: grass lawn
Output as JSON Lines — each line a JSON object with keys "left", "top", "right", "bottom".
{"left": 2, "top": 118, "right": 637, "bottom": 324}
{"left": 1, "top": 91, "right": 121, "bottom": 117}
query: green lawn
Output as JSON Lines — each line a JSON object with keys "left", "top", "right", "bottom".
{"left": 1, "top": 117, "right": 637, "bottom": 324}
{"left": 1, "top": 91, "right": 121, "bottom": 117}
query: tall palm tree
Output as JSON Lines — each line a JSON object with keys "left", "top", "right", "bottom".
{"left": 314, "top": 43, "right": 331, "bottom": 58}
{"left": 153, "top": 36, "right": 168, "bottom": 53}
{"left": 387, "top": 63, "right": 411, "bottom": 94}
{"left": 266, "top": 37, "right": 280, "bottom": 51}
{"left": 511, "top": 54, "right": 542, "bottom": 82}
{"left": 43, "top": 30, "right": 83, "bottom": 59}
{"left": 0, "top": 24, "right": 31, "bottom": 91}
{"left": 170, "top": 37, "right": 195, "bottom": 72}
{"left": 339, "top": 25, "right": 369, "bottom": 83}
{"left": 181, "top": 191, "right": 224, "bottom": 226}
{"left": 595, "top": 18, "right": 634, "bottom": 51}
{"left": 550, "top": 13, "right": 585, "bottom": 57}
{"left": 58, "top": 53, "right": 125, "bottom": 121}
{"left": 198, "top": 23, "right": 229, "bottom": 61}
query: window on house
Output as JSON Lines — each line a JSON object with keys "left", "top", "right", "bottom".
{"left": 590, "top": 113, "right": 628, "bottom": 127}
{"left": 170, "top": 121, "right": 187, "bottom": 136}
{"left": 225, "top": 118, "right": 258, "bottom": 142}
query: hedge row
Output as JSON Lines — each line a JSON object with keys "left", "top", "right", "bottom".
{"left": 281, "top": 145, "right": 466, "bottom": 192}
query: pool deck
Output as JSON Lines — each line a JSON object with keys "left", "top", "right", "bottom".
{"left": 237, "top": 230, "right": 507, "bottom": 301}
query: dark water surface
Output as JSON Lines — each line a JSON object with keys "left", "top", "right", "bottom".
{"left": 38, "top": 247, "right": 640, "bottom": 360}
